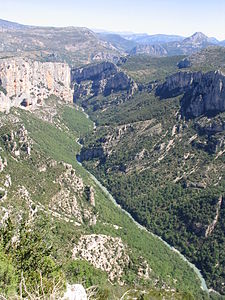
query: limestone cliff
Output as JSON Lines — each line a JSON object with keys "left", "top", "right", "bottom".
{"left": 156, "top": 70, "right": 225, "bottom": 118}
{"left": 71, "top": 61, "right": 137, "bottom": 101}
{"left": 0, "top": 58, "right": 73, "bottom": 112}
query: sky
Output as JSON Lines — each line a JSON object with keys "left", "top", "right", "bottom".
{"left": 1, "top": 0, "right": 225, "bottom": 40}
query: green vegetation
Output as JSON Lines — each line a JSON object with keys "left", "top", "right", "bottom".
{"left": 0, "top": 103, "right": 211, "bottom": 299}
{"left": 61, "top": 106, "right": 93, "bottom": 136}
{"left": 121, "top": 55, "right": 184, "bottom": 83}
{"left": 0, "top": 219, "right": 65, "bottom": 298}
{"left": 0, "top": 247, "right": 17, "bottom": 297}
{"left": 65, "top": 260, "right": 108, "bottom": 288}
{"left": 78, "top": 55, "right": 225, "bottom": 295}
{"left": 87, "top": 91, "right": 181, "bottom": 126}
{"left": 187, "top": 46, "right": 225, "bottom": 73}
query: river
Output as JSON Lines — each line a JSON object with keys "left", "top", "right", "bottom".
{"left": 76, "top": 159, "right": 208, "bottom": 293}
{"left": 75, "top": 108, "right": 209, "bottom": 293}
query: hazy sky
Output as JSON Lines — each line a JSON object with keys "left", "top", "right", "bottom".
{"left": 1, "top": 0, "right": 225, "bottom": 40}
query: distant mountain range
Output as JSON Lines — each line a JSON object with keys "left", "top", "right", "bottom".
{"left": 0, "top": 19, "right": 121, "bottom": 66}
{"left": 0, "top": 18, "right": 225, "bottom": 62}
{"left": 121, "top": 33, "right": 185, "bottom": 44}
{"left": 0, "top": 18, "right": 29, "bottom": 30}
{"left": 100, "top": 31, "right": 225, "bottom": 56}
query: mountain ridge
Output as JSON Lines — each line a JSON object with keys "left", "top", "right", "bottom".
{"left": 0, "top": 18, "right": 224, "bottom": 60}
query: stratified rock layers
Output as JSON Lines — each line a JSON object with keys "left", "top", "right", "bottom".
{"left": 0, "top": 58, "right": 73, "bottom": 112}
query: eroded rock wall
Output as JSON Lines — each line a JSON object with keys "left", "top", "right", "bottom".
{"left": 0, "top": 58, "right": 73, "bottom": 112}
{"left": 156, "top": 70, "right": 225, "bottom": 118}
{"left": 71, "top": 61, "right": 138, "bottom": 101}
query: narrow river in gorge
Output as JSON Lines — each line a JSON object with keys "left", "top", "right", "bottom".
{"left": 76, "top": 139, "right": 209, "bottom": 293}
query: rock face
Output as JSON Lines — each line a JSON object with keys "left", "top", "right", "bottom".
{"left": 2, "top": 125, "right": 32, "bottom": 158}
{"left": 177, "top": 58, "right": 191, "bottom": 69}
{"left": 205, "top": 196, "right": 223, "bottom": 238}
{"left": 72, "top": 61, "right": 117, "bottom": 83}
{"left": 79, "top": 146, "right": 105, "bottom": 162}
{"left": 0, "top": 58, "right": 73, "bottom": 112}
{"left": 84, "top": 186, "right": 95, "bottom": 207}
{"left": 71, "top": 61, "right": 137, "bottom": 100}
{"left": 156, "top": 70, "right": 225, "bottom": 118}
{"left": 156, "top": 71, "right": 202, "bottom": 99}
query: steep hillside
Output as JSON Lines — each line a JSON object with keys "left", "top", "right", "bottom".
{"left": 0, "top": 18, "right": 28, "bottom": 30}
{"left": 178, "top": 46, "right": 225, "bottom": 72}
{"left": 0, "top": 21, "right": 121, "bottom": 67}
{"left": 97, "top": 33, "right": 137, "bottom": 52}
{"left": 130, "top": 44, "right": 168, "bottom": 57}
{"left": 0, "top": 97, "right": 211, "bottom": 299}
{"left": 71, "top": 61, "right": 138, "bottom": 110}
{"left": 76, "top": 54, "right": 225, "bottom": 295}
{"left": 156, "top": 70, "right": 225, "bottom": 118}
{"left": 123, "top": 33, "right": 184, "bottom": 45}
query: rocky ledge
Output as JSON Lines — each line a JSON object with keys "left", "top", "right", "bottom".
{"left": 0, "top": 58, "right": 73, "bottom": 112}
{"left": 156, "top": 70, "right": 225, "bottom": 118}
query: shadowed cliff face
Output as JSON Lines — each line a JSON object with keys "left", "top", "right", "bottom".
{"left": 0, "top": 59, "right": 137, "bottom": 113}
{"left": 156, "top": 70, "right": 225, "bottom": 118}
{"left": 0, "top": 58, "right": 73, "bottom": 112}
{"left": 71, "top": 61, "right": 118, "bottom": 83}
{"left": 71, "top": 61, "right": 138, "bottom": 102}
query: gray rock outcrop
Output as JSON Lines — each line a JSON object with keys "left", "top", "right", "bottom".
{"left": 182, "top": 32, "right": 210, "bottom": 46}
{"left": 71, "top": 61, "right": 137, "bottom": 101}
{"left": 156, "top": 71, "right": 203, "bottom": 99}
{"left": 156, "top": 70, "right": 225, "bottom": 118}
{"left": 0, "top": 58, "right": 73, "bottom": 112}
{"left": 72, "top": 61, "right": 117, "bottom": 83}
{"left": 84, "top": 186, "right": 95, "bottom": 206}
